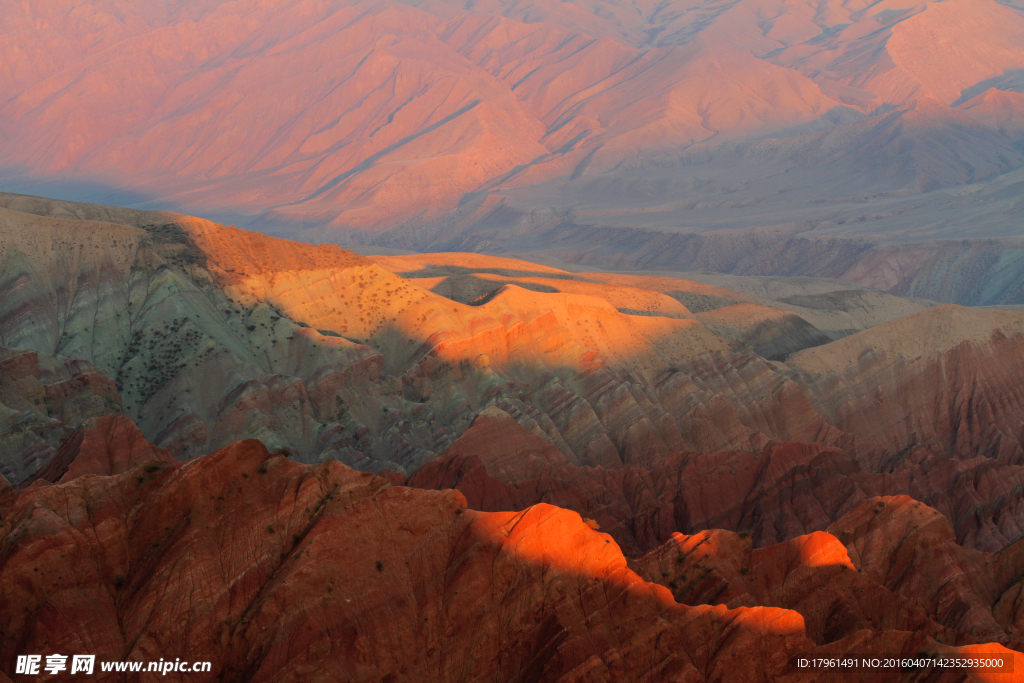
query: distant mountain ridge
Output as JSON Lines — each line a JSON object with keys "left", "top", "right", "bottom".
{"left": 3, "top": 0, "right": 1024, "bottom": 303}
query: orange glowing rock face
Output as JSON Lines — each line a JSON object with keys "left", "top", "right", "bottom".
{"left": 5, "top": 193, "right": 1024, "bottom": 678}
{"left": 3, "top": 432, "right": 1023, "bottom": 681}
{"left": 637, "top": 516, "right": 1024, "bottom": 663}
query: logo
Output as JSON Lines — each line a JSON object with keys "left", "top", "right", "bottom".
{"left": 15, "top": 655, "right": 95, "bottom": 676}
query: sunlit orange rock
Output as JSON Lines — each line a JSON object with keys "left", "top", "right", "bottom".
{"left": 0, "top": 437, "right": 809, "bottom": 681}
{"left": 2, "top": 435, "right": 1017, "bottom": 681}
{"left": 637, "top": 529, "right": 959, "bottom": 646}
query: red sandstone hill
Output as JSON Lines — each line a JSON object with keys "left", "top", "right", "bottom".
{"left": 1, "top": 435, "right": 1020, "bottom": 682}
{"left": 20, "top": 414, "right": 176, "bottom": 487}
{"left": 1, "top": 193, "right": 1024, "bottom": 677}
{"left": 396, "top": 391, "right": 1024, "bottom": 555}
{"left": 637, "top": 495, "right": 1024, "bottom": 651}
{"left": 4, "top": 198, "right": 1024, "bottom": 561}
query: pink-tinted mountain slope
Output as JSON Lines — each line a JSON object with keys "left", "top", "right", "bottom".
{"left": 3, "top": 0, "right": 1024, "bottom": 306}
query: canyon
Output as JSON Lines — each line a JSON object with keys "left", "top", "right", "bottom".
{"left": 2, "top": 193, "right": 1024, "bottom": 678}
{"left": 4, "top": 0, "right": 1024, "bottom": 677}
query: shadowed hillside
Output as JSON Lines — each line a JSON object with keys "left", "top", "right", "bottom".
{"left": 2, "top": 196, "right": 1024, "bottom": 560}
{"left": 2, "top": 195, "right": 1024, "bottom": 679}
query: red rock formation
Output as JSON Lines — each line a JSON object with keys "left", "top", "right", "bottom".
{"left": 828, "top": 496, "right": 1024, "bottom": 647}
{"left": 0, "top": 345, "right": 122, "bottom": 483}
{"left": 0, "top": 346, "right": 121, "bottom": 423}
{"left": 21, "top": 414, "right": 175, "bottom": 487}
{"left": 401, "top": 410, "right": 876, "bottom": 552}
{"left": 0, "top": 347, "right": 47, "bottom": 413}
{"left": 2, "top": 438, "right": 1016, "bottom": 682}
{"left": 7, "top": 436, "right": 1024, "bottom": 681}
{"left": 629, "top": 496, "right": 1024, "bottom": 657}
{"left": 402, "top": 406, "right": 1024, "bottom": 570}
{"left": 637, "top": 529, "right": 959, "bottom": 646}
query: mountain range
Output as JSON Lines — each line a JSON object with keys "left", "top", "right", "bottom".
{"left": 3, "top": 0, "right": 1024, "bottom": 302}
{"left": 4, "top": 0, "right": 1024, "bottom": 677}
{"left": 2, "top": 193, "right": 1024, "bottom": 678}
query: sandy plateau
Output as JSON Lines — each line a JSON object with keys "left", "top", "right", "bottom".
{"left": 0, "top": 194, "right": 1023, "bottom": 679}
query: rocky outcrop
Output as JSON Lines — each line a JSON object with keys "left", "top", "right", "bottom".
{"left": 827, "top": 496, "right": 1024, "bottom": 647}
{"left": 631, "top": 496, "right": 1024, "bottom": 654}
{"left": 0, "top": 346, "right": 121, "bottom": 424}
{"left": 402, "top": 407, "right": 1024, "bottom": 563}
{"left": 21, "top": 414, "right": 175, "bottom": 486}
{"left": 636, "top": 529, "right": 960, "bottom": 646}
{"left": 401, "top": 410, "right": 866, "bottom": 553}
{"left": 0, "top": 345, "right": 122, "bottom": 483}
{"left": 0, "top": 439, "right": 1014, "bottom": 682}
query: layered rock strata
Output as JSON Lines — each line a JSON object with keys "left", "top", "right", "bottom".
{"left": 1, "top": 438, "right": 1017, "bottom": 682}
{"left": 4, "top": 197, "right": 1024, "bottom": 565}
{"left": 0, "top": 345, "right": 121, "bottom": 483}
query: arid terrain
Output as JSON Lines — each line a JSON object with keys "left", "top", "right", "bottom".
{"left": 3, "top": 0, "right": 1024, "bottom": 678}
{"left": 2, "top": 194, "right": 1024, "bottom": 679}
{"left": 3, "top": 0, "right": 1024, "bottom": 303}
